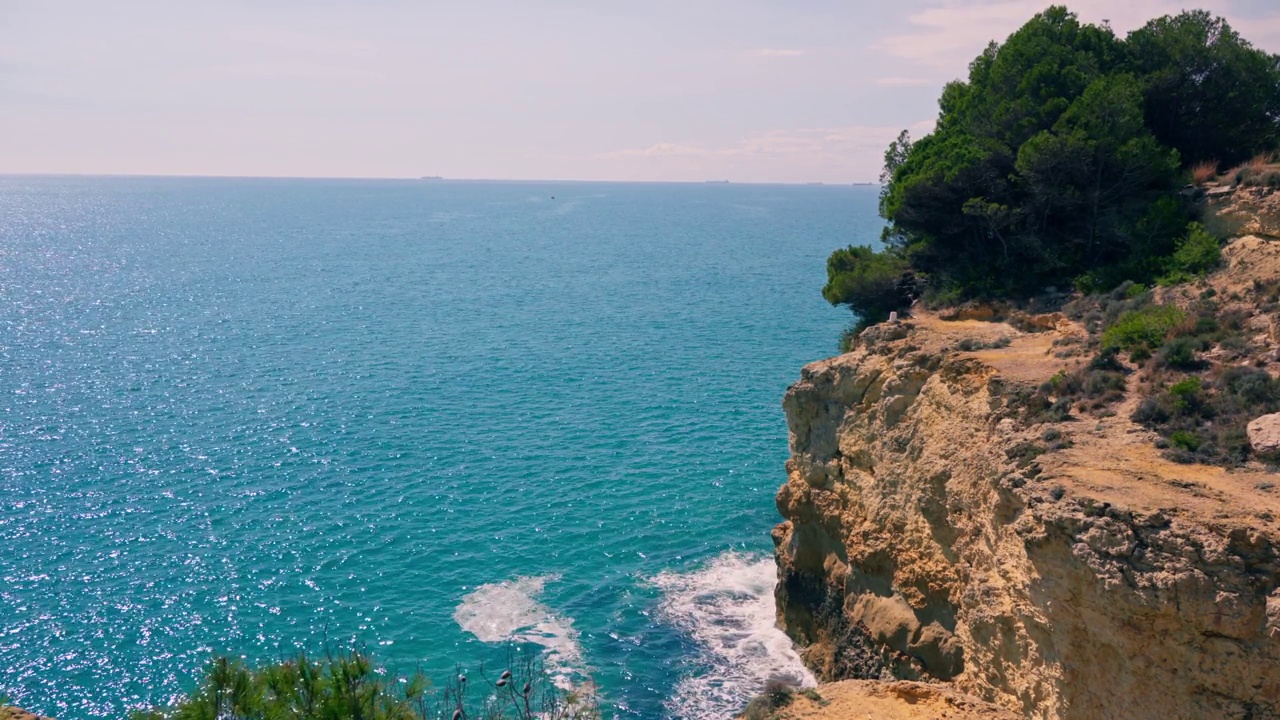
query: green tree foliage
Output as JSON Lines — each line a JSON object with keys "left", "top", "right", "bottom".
{"left": 822, "top": 245, "right": 913, "bottom": 326}
{"left": 1127, "top": 11, "right": 1280, "bottom": 166}
{"left": 880, "top": 8, "right": 1182, "bottom": 296}
{"left": 828, "top": 6, "right": 1279, "bottom": 329}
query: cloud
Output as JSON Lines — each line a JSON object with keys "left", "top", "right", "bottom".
{"left": 595, "top": 120, "right": 936, "bottom": 183}
{"left": 597, "top": 142, "right": 712, "bottom": 159}
{"left": 751, "top": 48, "right": 805, "bottom": 58}
{"left": 874, "top": 76, "right": 935, "bottom": 87}
{"left": 875, "top": 0, "right": 1280, "bottom": 80}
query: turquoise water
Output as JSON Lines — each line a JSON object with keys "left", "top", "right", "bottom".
{"left": 0, "top": 177, "right": 879, "bottom": 719}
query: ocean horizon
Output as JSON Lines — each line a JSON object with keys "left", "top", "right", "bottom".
{"left": 0, "top": 174, "right": 881, "bottom": 187}
{"left": 0, "top": 176, "right": 881, "bottom": 718}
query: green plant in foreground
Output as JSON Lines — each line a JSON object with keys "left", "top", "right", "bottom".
{"left": 132, "top": 650, "right": 599, "bottom": 720}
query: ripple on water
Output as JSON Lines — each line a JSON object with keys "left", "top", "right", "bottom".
{"left": 0, "top": 177, "right": 871, "bottom": 719}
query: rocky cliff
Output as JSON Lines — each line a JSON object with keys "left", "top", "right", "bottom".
{"left": 772, "top": 270, "right": 1280, "bottom": 719}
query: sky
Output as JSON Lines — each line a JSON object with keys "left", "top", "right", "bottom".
{"left": 2, "top": 1, "right": 1279, "bottom": 183}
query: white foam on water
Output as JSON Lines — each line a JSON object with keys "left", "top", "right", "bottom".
{"left": 651, "top": 552, "right": 816, "bottom": 720}
{"left": 453, "top": 574, "right": 585, "bottom": 687}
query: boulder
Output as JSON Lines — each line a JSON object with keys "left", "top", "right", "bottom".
{"left": 1247, "top": 413, "right": 1280, "bottom": 456}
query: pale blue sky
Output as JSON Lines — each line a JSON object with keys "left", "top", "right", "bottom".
{"left": 2, "top": 1, "right": 1278, "bottom": 182}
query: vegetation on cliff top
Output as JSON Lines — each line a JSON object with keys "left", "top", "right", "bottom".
{"left": 824, "top": 6, "right": 1280, "bottom": 328}
{"left": 1014, "top": 269, "right": 1280, "bottom": 467}
{"left": 132, "top": 650, "right": 598, "bottom": 720}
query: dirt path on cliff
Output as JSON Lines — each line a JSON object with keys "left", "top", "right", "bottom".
{"left": 912, "top": 315, "right": 1072, "bottom": 384}
{"left": 1041, "top": 389, "right": 1280, "bottom": 532}
{"left": 908, "top": 234, "right": 1280, "bottom": 535}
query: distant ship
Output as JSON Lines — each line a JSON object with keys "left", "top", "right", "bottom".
{"left": 420, "top": 176, "right": 444, "bottom": 180}
{"left": 704, "top": 180, "right": 730, "bottom": 184}
{"left": 806, "top": 182, "right": 825, "bottom": 186}
{"left": 852, "top": 182, "right": 876, "bottom": 186}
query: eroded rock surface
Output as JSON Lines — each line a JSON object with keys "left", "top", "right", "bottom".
{"left": 1249, "top": 413, "right": 1280, "bottom": 457}
{"left": 773, "top": 315, "right": 1280, "bottom": 720}
{"left": 772, "top": 680, "right": 1019, "bottom": 720}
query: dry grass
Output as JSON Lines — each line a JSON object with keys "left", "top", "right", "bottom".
{"left": 1226, "top": 152, "right": 1280, "bottom": 191}
{"left": 1230, "top": 152, "right": 1279, "bottom": 177}
{"left": 1234, "top": 167, "right": 1280, "bottom": 191}
{"left": 1190, "top": 159, "right": 1219, "bottom": 184}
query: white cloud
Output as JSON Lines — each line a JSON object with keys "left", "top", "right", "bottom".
{"left": 876, "top": 0, "right": 1280, "bottom": 81}
{"left": 874, "top": 76, "right": 934, "bottom": 87}
{"left": 751, "top": 48, "right": 805, "bottom": 58}
{"left": 596, "top": 143, "right": 712, "bottom": 159}
{"left": 595, "top": 120, "right": 936, "bottom": 183}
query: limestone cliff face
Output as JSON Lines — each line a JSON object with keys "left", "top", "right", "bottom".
{"left": 773, "top": 317, "right": 1280, "bottom": 720}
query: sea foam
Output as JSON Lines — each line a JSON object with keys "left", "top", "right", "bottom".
{"left": 453, "top": 574, "right": 585, "bottom": 687}
{"left": 651, "top": 552, "right": 815, "bottom": 719}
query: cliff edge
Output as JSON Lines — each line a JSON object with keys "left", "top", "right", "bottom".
{"left": 773, "top": 238, "right": 1280, "bottom": 719}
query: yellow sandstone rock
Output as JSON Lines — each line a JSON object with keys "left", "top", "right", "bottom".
{"left": 773, "top": 256, "right": 1280, "bottom": 719}
{"left": 770, "top": 680, "right": 1019, "bottom": 720}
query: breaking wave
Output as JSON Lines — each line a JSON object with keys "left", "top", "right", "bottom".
{"left": 453, "top": 574, "right": 586, "bottom": 687}
{"left": 651, "top": 552, "right": 815, "bottom": 719}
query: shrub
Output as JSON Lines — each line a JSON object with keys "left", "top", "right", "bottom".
{"left": 1089, "top": 346, "right": 1125, "bottom": 372}
{"left": 957, "top": 336, "right": 1012, "bottom": 351}
{"left": 1218, "top": 307, "right": 1250, "bottom": 333}
{"left": 1220, "top": 366, "right": 1280, "bottom": 405}
{"left": 1132, "top": 397, "right": 1169, "bottom": 424}
{"left": 838, "top": 324, "right": 860, "bottom": 353}
{"left": 799, "top": 688, "right": 825, "bottom": 704}
{"left": 1030, "top": 349, "right": 1130, "bottom": 419}
{"left": 1230, "top": 154, "right": 1271, "bottom": 184}
{"left": 1007, "top": 441, "right": 1047, "bottom": 468}
{"left": 132, "top": 651, "right": 599, "bottom": 720}
{"left": 743, "top": 678, "right": 797, "bottom": 720}
{"left": 1134, "top": 365, "right": 1280, "bottom": 466}
{"left": 1085, "top": 370, "right": 1127, "bottom": 398}
{"left": 1190, "top": 159, "right": 1219, "bottom": 184}
{"left": 1169, "top": 430, "right": 1201, "bottom": 450}
{"left": 822, "top": 246, "right": 914, "bottom": 329}
{"left": 1172, "top": 312, "right": 1220, "bottom": 338}
{"left": 1220, "top": 334, "right": 1251, "bottom": 357}
{"left": 1231, "top": 157, "right": 1280, "bottom": 189}
{"left": 1158, "top": 223, "right": 1221, "bottom": 284}
{"left": 1169, "top": 376, "right": 1204, "bottom": 408}
{"left": 1158, "top": 336, "right": 1208, "bottom": 370}
{"left": 763, "top": 678, "right": 796, "bottom": 706}
{"left": 1102, "top": 305, "right": 1186, "bottom": 352}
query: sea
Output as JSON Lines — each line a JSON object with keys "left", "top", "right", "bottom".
{"left": 0, "top": 177, "right": 882, "bottom": 719}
